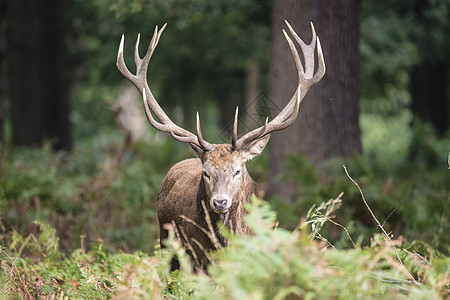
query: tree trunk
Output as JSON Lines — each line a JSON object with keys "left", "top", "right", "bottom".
{"left": 410, "top": 63, "right": 450, "bottom": 135}
{"left": 268, "top": 0, "right": 362, "bottom": 200}
{"left": 244, "top": 60, "right": 261, "bottom": 130}
{"left": 8, "top": 0, "right": 70, "bottom": 150}
{"left": 0, "top": 0, "right": 7, "bottom": 145}
{"left": 406, "top": 0, "right": 450, "bottom": 135}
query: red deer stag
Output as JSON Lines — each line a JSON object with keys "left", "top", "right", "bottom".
{"left": 116, "top": 21, "right": 325, "bottom": 269}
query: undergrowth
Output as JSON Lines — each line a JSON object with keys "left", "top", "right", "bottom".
{"left": 0, "top": 136, "right": 192, "bottom": 254}
{"left": 0, "top": 197, "right": 448, "bottom": 299}
{"left": 269, "top": 119, "right": 449, "bottom": 254}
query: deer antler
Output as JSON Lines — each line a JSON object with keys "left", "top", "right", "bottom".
{"left": 232, "top": 20, "right": 326, "bottom": 150}
{"left": 117, "top": 24, "right": 214, "bottom": 152}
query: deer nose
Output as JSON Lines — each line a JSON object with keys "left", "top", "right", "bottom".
{"left": 212, "top": 199, "right": 228, "bottom": 211}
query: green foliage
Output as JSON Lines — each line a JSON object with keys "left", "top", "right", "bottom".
{"left": 0, "top": 222, "right": 151, "bottom": 299}
{"left": 360, "top": 11, "right": 418, "bottom": 113}
{"left": 266, "top": 108, "right": 449, "bottom": 254}
{"left": 0, "top": 134, "right": 194, "bottom": 254}
{"left": 360, "top": 0, "right": 450, "bottom": 116}
{"left": 67, "top": 0, "right": 271, "bottom": 141}
{"left": 1, "top": 202, "right": 448, "bottom": 299}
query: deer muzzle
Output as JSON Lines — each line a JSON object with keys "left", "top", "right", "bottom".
{"left": 211, "top": 195, "right": 231, "bottom": 213}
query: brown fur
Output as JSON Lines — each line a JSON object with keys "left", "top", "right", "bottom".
{"left": 158, "top": 145, "right": 256, "bottom": 270}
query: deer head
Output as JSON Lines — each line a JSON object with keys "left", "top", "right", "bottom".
{"left": 116, "top": 21, "right": 325, "bottom": 214}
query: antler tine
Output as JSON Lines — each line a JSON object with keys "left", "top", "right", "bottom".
{"left": 117, "top": 24, "right": 213, "bottom": 152}
{"left": 234, "top": 21, "right": 325, "bottom": 150}
{"left": 282, "top": 29, "right": 304, "bottom": 75}
{"left": 134, "top": 33, "right": 141, "bottom": 67}
{"left": 285, "top": 20, "right": 316, "bottom": 78}
{"left": 196, "top": 112, "right": 214, "bottom": 151}
{"left": 312, "top": 36, "right": 326, "bottom": 84}
{"left": 231, "top": 107, "right": 239, "bottom": 149}
{"left": 117, "top": 35, "right": 134, "bottom": 82}
{"left": 235, "top": 116, "right": 269, "bottom": 149}
{"left": 140, "top": 24, "right": 167, "bottom": 73}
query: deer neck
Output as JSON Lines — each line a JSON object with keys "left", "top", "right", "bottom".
{"left": 198, "top": 172, "right": 254, "bottom": 245}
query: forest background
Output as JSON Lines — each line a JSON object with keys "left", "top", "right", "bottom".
{"left": 0, "top": 0, "right": 448, "bottom": 298}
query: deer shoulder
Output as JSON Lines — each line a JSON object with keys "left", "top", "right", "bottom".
{"left": 157, "top": 158, "right": 202, "bottom": 228}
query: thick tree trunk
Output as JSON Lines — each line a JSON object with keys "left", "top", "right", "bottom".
{"left": 8, "top": 0, "right": 70, "bottom": 150}
{"left": 268, "top": 0, "right": 362, "bottom": 200}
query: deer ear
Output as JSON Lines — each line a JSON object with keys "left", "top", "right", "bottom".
{"left": 190, "top": 143, "right": 204, "bottom": 157}
{"left": 240, "top": 134, "right": 270, "bottom": 161}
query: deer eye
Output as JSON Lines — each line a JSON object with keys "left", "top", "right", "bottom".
{"left": 234, "top": 170, "right": 241, "bottom": 177}
{"left": 203, "top": 170, "right": 210, "bottom": 180}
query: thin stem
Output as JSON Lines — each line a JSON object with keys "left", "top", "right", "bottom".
{"left": 343, "top": 165, "right": 417, "bottom": 284}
